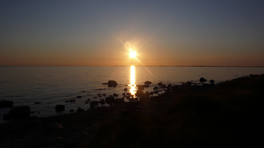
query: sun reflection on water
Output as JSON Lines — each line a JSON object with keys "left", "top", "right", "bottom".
{"left": 129, "top": 65, "right": 136, "bottom": 97}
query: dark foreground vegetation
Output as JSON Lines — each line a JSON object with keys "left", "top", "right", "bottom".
{"left": 0, "top": 74, "right": 264, "bottom": 148}
{"left": 87, "top": 74, "right": 264, "bottom": 148}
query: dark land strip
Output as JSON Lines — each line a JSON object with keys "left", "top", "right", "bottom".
{"left": 0, "top": 74, "right": 264, "bottom": 148}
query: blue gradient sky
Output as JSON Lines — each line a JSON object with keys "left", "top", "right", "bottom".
{"left": 1, "top": 0, "right": 264, "bottom": 66}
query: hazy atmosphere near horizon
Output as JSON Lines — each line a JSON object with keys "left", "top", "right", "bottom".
{"left": 1, "top": 0, "right": 264, "bottom": 66}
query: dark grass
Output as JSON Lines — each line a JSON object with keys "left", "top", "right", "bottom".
{"left": 84, "top": 74, "right": 264, "bottom": 148}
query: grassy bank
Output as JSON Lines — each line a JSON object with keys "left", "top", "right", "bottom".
{"left": 86, "top": 74, "right": 264, "bottom": 148}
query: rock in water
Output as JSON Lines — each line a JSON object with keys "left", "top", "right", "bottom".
{"left": 200, "top": 77, "right": 207, "bottom": 83}
{"left": 144, "top": 81, "right": 152, "bottom": 85}
{"left": 108, "top": 80, "right": 117, "bottom": 87}
{"left": 55, "top": 105, "right": 65, "bottom": 112}
{"left": 0, "top": 100, "right": 13, "bottom": 108}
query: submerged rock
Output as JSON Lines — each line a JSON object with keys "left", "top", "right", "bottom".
{"left": 108, "top": 80, "right": 117, "bottom": 87}
{"left": 144, "top": 81, "right": 152, "bottom": 85}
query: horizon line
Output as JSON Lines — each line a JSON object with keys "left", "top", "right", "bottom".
{"left": 0, "top": 65, "right": 264, "bottom": 67}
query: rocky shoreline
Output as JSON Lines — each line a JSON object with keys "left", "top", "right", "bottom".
{"left": 0, "top": 74, "right": 264, "bottom": 147}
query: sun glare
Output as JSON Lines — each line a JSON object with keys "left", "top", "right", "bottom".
{"left": 129, "top": 50, "right": 137, "bottom": 58}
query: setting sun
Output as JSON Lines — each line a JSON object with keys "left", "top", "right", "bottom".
{"left": 129, "top": 50, "right": 137, "bottom": 58}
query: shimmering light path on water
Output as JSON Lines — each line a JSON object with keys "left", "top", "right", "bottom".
{"left": 129, "top": 65, "right": 137, "bottom": 97}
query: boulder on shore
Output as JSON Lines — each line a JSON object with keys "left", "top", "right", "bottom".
{"left": 55, "top": 105, "right": 65, "bottom": 112}
{"left": 3, "top": 106, "right": 31, "bottom": 120}
{"left": 0, "top": 100, "right": 13, "bottom": 108}
{"left": 108, "top": 80, "right": 118, "bottom": 87}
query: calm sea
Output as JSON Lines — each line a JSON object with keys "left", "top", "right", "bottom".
{"left": 0, "top": 66, "right": 264, "bottom": 124}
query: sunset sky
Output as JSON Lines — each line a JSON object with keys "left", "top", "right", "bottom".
{"left": 0, "top": 0, "right": 263, "bottom": 66}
